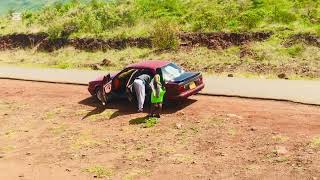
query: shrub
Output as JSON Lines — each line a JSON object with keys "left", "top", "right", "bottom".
{"left": 184, "top": 2, "right": 227, "bottom": 32}
{"left": 239, "top": 10, "right": 265, "bottom": 30}
{"left": 47, "top": 19, "right": 78, "bottom": 40}
{"left": 316, "top": 25, "right": 320, "bottom": 36}
{"left": 287, "top": 44, "right": 305, "bottom": 57}
{"left": 47, "top": 22, "right": 64, "bottom": 40}
{"left": 2, "top": 0, "right": 320, "bottom": 38}
{"left": 271, "top": 7, "right": 297, "bottom": 23}
{"left": 150, "top": 18, "right": 179, "bottom": 50}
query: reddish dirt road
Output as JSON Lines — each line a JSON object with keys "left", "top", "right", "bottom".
{"left": 0, "top": 79, "right": 320, "bottom": 180}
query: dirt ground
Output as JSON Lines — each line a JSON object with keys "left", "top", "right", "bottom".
{"left": 0, "top": 79, "right": 320, "bottom": 180}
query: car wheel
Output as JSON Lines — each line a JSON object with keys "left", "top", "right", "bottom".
{"left": 95, "top": 87, "right": 108, "bottom": 105}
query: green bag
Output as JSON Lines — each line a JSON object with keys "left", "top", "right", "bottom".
{"left": 151, "top": 87, "right": 166, "bottom": 103}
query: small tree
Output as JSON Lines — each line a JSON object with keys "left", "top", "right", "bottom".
{"left": 150, "top": 18, "right": 179, "bottom": 50}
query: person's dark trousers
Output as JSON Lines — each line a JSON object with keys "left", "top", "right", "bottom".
{"left": 150, "top": 103, "right": 162, "bottom": 118}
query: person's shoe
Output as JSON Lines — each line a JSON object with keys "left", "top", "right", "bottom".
{"left": 137, "top": 109, "right": 143, "bottom": 113}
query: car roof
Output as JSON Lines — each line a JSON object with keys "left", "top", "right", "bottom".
{"left": 126, "top": 60, "right": 171, "bottom": 70}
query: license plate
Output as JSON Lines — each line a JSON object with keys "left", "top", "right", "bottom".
{"left": 189, "top": 82, "right": 196, "bottom": 89}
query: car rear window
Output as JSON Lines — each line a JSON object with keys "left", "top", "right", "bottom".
{"left": 161, "top": 63, "right": 185, "bottom": 82}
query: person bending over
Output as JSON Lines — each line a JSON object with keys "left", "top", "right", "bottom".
{"left": 133, "top": 73, "right": 151, "bottom": 112}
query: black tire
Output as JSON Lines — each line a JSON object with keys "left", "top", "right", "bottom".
{"left": 95, "top": 86, "right": 108, "bottom": 105}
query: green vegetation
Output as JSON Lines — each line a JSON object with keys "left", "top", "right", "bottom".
{"left": 86, "top": 110, "right": 115, "bottom": 121}
{"left": 129, "top": 117, "right": 158, "bottom": 128}
{"left": 310, "top": 136, "right": 320, "bottom": 149}
{"left": 0, "top": 0, "right": 319, "bottom": 38}
{"left": 83, "top": 165, "right": 113, "bottom": 178}
{"left": 272, "top": 134, "right": 289, "bottom": 143}
{"left": 144, "top": 117, "right": 158, "bottom": 128}
{"left": 0, "top": 40, "right": 319, "bottom": 79}
{"left": 71, "top": 132, "right": 102, "bottom": 150}
{"left": 0, "top": 0, "right": 319, "bottom": 79}
{"left": 150, "top": 18, "right": 179, "bottom": 50}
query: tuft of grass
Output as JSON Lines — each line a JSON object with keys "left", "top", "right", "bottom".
{"left": 0, "top": 100, "right": 11, "bottom": 111}
{"left": 129, "top": 117, "right": 158, "bottom": 128}
{"left": 123, "top": 169, "right": 150, "bottom": 180}
{"left": 125, "top": 151, "right": 145, "bottom": 161}
{"left": 190, "top": 127, "right": 199, "bottom": 134}
{"left": 87, "top": 110, "right": 115, "bottom": 122}
{"left": 3, "top": 130, "right": 16, "bottom": 139}
{"left": 43, "top": 107, "right": 64, "bottom": 120}
{"left": 169, "top": 154, "right": 194, "bottom": 164}
{"left": 83, "top": 165, "right": 113, "bottom": 178}
{"left": 286, "top": 44, "right": 305, "bottom": 57}
{"left": 44, "top": 111, "right": 55, "bottom": 119}
{"left": 227, "top": 128, "right": 237, "bottom": 136}
{"left": 209, "top": 117, "right": 225, "bottom": 128}
{"left": 71, "top": 133, "right": 102, "bottom": 150}
{"left": 273, "top": 156, "right": 289, "bottom": 163}
{"left": 0, "top": 145, "right": 16, "bottom": 153}
{"left": 48, "top": 124, "right": 67, "bottom": 135}
{"left": 272, "top": 134, "right": 289, "bottom": 143}
{"left": 310, "top": 136, "right": 320, "bottom": 149}
{"left": 144, "top": 117, "right": 158, "bottom": 128}
{"left": 75, "top": 109, "right": 89, "bottom": 116}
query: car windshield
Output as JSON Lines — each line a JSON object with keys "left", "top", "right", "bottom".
{"left": 161, "top": 63, "right": 185, "bottom": 82}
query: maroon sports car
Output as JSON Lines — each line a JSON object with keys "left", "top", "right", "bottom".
{"left": 88, "top": 60, "right": 205, "bottom": 105}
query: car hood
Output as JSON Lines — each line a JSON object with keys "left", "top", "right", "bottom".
{"left": 171, "top": 72, "right": 200, "bottom": 83}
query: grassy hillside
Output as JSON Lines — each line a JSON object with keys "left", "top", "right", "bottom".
{"left": 0, "top": 0, "right": 319, "bottom": 38}
{"left": 0, "top": 0, "right": 319, "bottom": 80}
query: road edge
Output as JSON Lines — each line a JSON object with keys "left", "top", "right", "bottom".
{"left": 1, "top": 77, "right": 319, "bottom": 107}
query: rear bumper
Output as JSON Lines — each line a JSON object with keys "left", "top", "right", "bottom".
{"left": 168, "top": 83, "right": 205, "bottom": 100}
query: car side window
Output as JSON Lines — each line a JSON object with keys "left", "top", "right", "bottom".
{"left": 113, "top": 68, "right": 135, "bottom": 91}
{"left": 117, "top": 68, "right": 134, "bottom": 79}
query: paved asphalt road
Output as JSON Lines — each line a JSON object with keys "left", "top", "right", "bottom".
{"left": 0, "top": 66, "right": 319, "bottom": 105}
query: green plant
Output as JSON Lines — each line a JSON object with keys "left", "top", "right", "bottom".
{"left": 150, "top": 18, "right": 179, "bottom": 50}
{"left": 71, "top": 133, "right": 101, "bottom": 150}
{"left": 272, "top": 134, "right": 289, "bottom": 142}
{"left": 287, "top": 44, "right": 305, "bottom": 57}
{"left": 210, "top": 117, "right": 225, "bottom": 127}
{"left": 129, "top": 117, "right": 158, "bottom": 128}
{"left": 47, "top": 22, "right": 64, "bottom": 40}
{"left": 83, "top": 165, "right": 112, "bottom": 178}
{"left": 1, "top": 0, "right": 319, "bottom": 38}
{"left": 239, "top": 10, "right": 265, "bottom": 30}
{"left": 187, "top": 5, "right": 226, "bottom": 31}
{"left": 144, "top": 117, "right": 158, "bottom": 128}
{"left": 310, "top": 136, "right": 320, "bottom": 148}
{"left": 228, "top": 128, "right": 237, "bottom": 136}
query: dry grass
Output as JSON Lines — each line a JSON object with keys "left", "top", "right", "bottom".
{"left": 0, "top": 38, "right": 319, "bottom": 80}
{"left": 272, "top": 134, "right": 289, "bottom": 143}
{"left": 310, "top": 136, "right": 320, "bottom": 149}
{"left": 83, "top": 165, "right": 113, "bottom": 178}
{"left": 70, "top": 132, "right": 102, "bottom": 150}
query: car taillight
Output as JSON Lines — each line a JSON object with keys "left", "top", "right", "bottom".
{"left": 198, "top": 76, "right": 203, "bottom": 84}
{"left": 178, "top": 85, "right": 185, "bottom": 92}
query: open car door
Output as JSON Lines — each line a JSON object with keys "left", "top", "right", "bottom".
{"left": 97, "top": 74, "right": 112, "bottom": 106}
{"left": 125, "top": 69, "right": 139, "bottom": 103}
